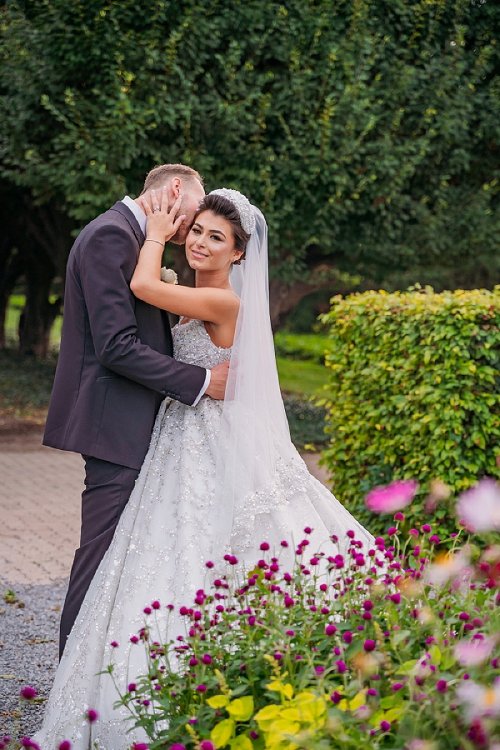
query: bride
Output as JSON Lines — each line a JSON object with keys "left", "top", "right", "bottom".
{"left": 33, "top": 188, "right": 373, "bottom": 748}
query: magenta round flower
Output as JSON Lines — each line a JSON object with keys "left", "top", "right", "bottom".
{"left": 250, "top": 731, "right": 259, "bottom": 740}
{"left": 180, "top": 606, "right": 189, "bottom": 615}
{"left": 152, "top": 600, "right": 160, "bottom": 610}
{"left": 260, "top": 542, "right": 270, "bottom": 551}
{"left": 304, "top": 526, "right": 312, "bottom": 534}
{"left": 169, "top": 745, "right": 186, "bottom": 750}
{"left": 200, "top": 742, "right": 215, "bottom": 750}
{"left": 436, "top": 680, "right": 447, "bottom": 693}
{"left": 202, "top": 654, "right": 212, "bottom": 664}
{"left": 284, "top": 596, "right": 294, "bottom": 608}
{"left": 315, "top": 666, "right": 325, "bottom": 675}
{"left": 330, "top": 691, "right": 342, "bottom": 704}
{"left": 143, "top": 607, "right": 152, "bottom": 615}
{"left": 366, "top": 480, "right": 418, "bottom": 514}
{"left": 429, "top": 535, "right": 440, "bottom": 544}
{"left": 205, "top": 561, "right": 214, "bottom": 568}
{"left": 133, "top": 744, "right": 149, "bottom": 750}
{"left": 394, "top": 512, "right": 405, "bottom": 521}
{"left": 128, "top": 683, "right": 137, "bottom": 692}
{"left": 58, "top": 742, "right": 72, "bottom": 750}
{"left": 336, "top": 660, "right": 347, "bottom": 674}
{"left": 409, "top": 528, "right": 419, "bottom": 537}
{"left": 228, "top": 555, "right": 238, "bottom": 565}
{"left": 86, "top": 709, "right": 98, "bottom": 723}
{"left": 364, "top": 639, "right": 376, "bottom": 652}
{"left": 20, "top": 741, "right": 40, "bottom": 750}
{"left": 387, "top": 526, "right": 398, "bottom": 536}
{"left": 196, "top": 684, "right": 207, "bottom": 692}
{"left": 390, "top": 593, "right": 401, "bottom": 604}
{"left": 281, "top": 540, "right": 289, "bottom": 547}
{"left": 110, "top": 641, "right": 119, "bottom": 648}
{"left": 422, "top": 524, "right": 431, "bottom": 532}
{"left": 343, "top": 631, "right": 353, "bottom": 644}
{"left": 380, "top": 720, "right": 391, "bottom": 733}
{"left": 325, "top": 624, "right": 337, "bottom": 636}
{"left": 286, "top": 629, "right": 295, "bottom": 636}
{"left": 20, "top": 686, "right": 37, "bottom": 700}
{"left": 392, "top": 683, "right": 403, "bottom": 692}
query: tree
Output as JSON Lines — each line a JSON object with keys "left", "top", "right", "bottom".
{"left": 1, "top": 0, "right": 499, "bottom": 348}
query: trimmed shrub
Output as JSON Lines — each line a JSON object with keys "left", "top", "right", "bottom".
{"left": 319, "top": 287, "right": 500, "bottom": 536}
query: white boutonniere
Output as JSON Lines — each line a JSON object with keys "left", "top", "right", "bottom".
{"left": 160, "top": 267, "right": 178, "bottom": 285}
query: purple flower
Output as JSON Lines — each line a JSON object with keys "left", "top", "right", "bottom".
{"left": 325, "top": 624, "right": 337, "bottom": 636}
{"left": 20, "top": 686, "right": 37, "bottom": 700}
{"left": 248, "top": 616, "right": 256, "bottom": 626}
{"left": 20, "top": 741, "right": 40, "bottom": 750}
{"left": 133, "top": 744, "right": 149, "bottom": 750}
{"left": 436, "top": 680, "right": 448, "bottom": 693}
{"left": 393, "top": 683, "right": 404, "bottom": 692}
{"left": 228, "top": 556, "right": 238, "bottom": 565}
{"left": 343, "top": 631, "right": 353, "bottom": 644}
{"left": 387, "top": 526, "right": 398, "bottom": 536}
{"left": 250, "top": 732, "right": 259, "bottom": 740}
{"left": 422, "top": 524, "right": 431, "bottom": 533}
{"left": 179, "top": 606, "right": 189, "bottom": 616}
{"left": 390, "top": 593, "right": 401, "bottom": 604}
{"left": 364, "top": 639, "right": 376, "bottom": 652}
{"left": 394, "top": 512, "right": 405, "bottom": 521}
{"left": 152, "top": 600, "right": 160, "bottom": 610}
{"left": 284, "top": 596, "right": 294, "bottom": 608}
{"left": 202, "top": 654, "right": 212, "bottom": 664}
{"left": 286, "top": 630, "right": 295, "bottom": 636}
{"left": 169, "top": 745, "right": 186, "bottom": 750}
{"left": 367, "top": 688, "right": 377, "bottom": 697}
{"left": 330, "top": 691, "right": 342, "bottom": 704}
{"left": 128, "top": 683, "right": 137, "bottom": 692}
{"left": 86, "top": 709, "right": 99, "bottom": 723}
{"left": 363, "top": 600, "right": 373, "bottom": 611}
{"left": 429, "top": 536, "right": 440, "bottom": 545}
{"left": 409, "top": 528, "right": 419, "bottom": 537}
{"left": 196, "top": 684, "right": 207, "bottom": 692}
{"left": 336, "top": 660, "right": 347, "bottom": 674}
{"left": 304, "top": 526, "right": 312, "bottom": 534}
{"left": 200, "top": 743, "right": 215, "bottom": 750}
{"left": 189, "top": 657, "right": 199, "bottom": 666}
{"left": 110, "top": 641, "right": 119, "bottom": 648}
{"left": 366, "top": 480, "right": 418, "bottom": 513}
{"left": 58, "top": 742, "right": 72, "bottom": 750}
{"left": 459, "top": 612, "right": 470, "bottom": 621}
{"left": 260, "top": 542, "right": 270, "bottom": 551}
{"left": 206, "top": 561, "right": 214, "bottom": 568}
{"left": 143, "top": 607, "right": 152, "bottom": 615}
{"left": 281, "top": 540, "right": 289, "bottom": 547}
{"left": 380, "top": 720, "right": 391, "bottom": 733}
{"left": 315, "top": 666, "right": 325, "bottom": 675}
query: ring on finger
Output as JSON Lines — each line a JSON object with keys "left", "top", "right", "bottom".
{"left": 153, "top": 206, "right": 160, "bottom": 212}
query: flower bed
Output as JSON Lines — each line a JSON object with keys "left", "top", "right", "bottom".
{"left": 13, "top": 480, "right": 500, "bottom": 750}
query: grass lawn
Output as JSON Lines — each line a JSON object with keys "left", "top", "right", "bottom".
{"left": 5, "top": 295, "right": 62, "bottom": 348}
{"left": 276, "top": 357, "right": 330, "bottom": 397}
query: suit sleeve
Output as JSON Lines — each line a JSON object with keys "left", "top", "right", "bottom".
{"left": 79, "top": 223, "right": 207, "bottom": 405}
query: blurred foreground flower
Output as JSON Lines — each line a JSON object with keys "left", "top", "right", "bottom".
{"left": 424, "top": 548, "right": 471, "bottom": 587}
{"left": 457, "top": 681, "right": 500, "bottom": 722}
{"left": 457, "top": 479, "right": 500, "bottom": 532}
{"left": 454, "top": 636, "right": 498, "bottom": 667}
{"left": 365, "top": 479, "right": 418, "bottom": 513}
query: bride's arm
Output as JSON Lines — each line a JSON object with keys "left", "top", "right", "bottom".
{"left": 130, "top": 190, "right": 239, "bottom": 324}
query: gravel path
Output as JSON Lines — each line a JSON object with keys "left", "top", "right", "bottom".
{"left": 0, "top": 579, "right": 67, "bottom": 740}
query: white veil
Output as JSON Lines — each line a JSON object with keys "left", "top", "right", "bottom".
{"left": 214, "top": 205, "right": 297, "bottom": 547}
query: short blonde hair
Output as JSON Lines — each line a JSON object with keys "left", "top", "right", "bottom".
{"left": 140, "top": 163, "right": 203, "bottom": 194}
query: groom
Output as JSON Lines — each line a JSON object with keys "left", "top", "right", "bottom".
{"left": 44, "top": 163, "right": 229, "bottom": 658}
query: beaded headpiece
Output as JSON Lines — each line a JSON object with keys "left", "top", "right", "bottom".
{"left": 209, "top": 188, "right": 256, "bottom": 235}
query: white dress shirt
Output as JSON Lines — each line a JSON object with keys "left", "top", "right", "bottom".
{"left": 121, "top": 196, "right": 211, "bottom": 406}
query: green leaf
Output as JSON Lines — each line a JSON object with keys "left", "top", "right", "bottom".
{"left": 211, "top": 718, "right": 236, "bottom": 748}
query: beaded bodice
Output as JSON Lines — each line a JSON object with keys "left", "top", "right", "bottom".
{"left": 173, "top": 318, "right": 232, "bottom": 369}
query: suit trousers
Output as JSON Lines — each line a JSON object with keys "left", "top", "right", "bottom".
{"left": 59, "top": 455, "right": 140, "bottom": 659}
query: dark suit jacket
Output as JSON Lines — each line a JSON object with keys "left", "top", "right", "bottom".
{"left": 43, "top": 201, "right": 206, "bottom": 470}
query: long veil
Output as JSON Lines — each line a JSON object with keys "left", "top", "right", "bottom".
{"left": 214, "top": 207, "right": 297, "bottom": 547}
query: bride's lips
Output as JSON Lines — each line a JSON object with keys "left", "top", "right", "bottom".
{"left": 191, "top": 249, "right": 208, "bottom": 259}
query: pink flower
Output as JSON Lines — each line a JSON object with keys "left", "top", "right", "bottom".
{"left": 152, "top": 600, "right": 160, "bottom": 609}
{"left": 133, "top": 745, "right": 149, "bottom": 750}
{"left": 128, "top": 683, "right": 137, "bottom": 692}
{"left": 200, "top": 743, "right": 215, "bottom": 750}
{"left": 20, "top": 686, "right": 37, "bottom": 700}
{"left": 196, "top": 684, "right": 207, "bottom": 692}
{"left": 330, "top": 691, "right": 342, "bottom": 704}
{"left": 206, "top": 561, "right": 214, "bottom": 568}
{"left": 58, "top": 742, "right": 72, "bottom": 750}
{"left": 260, "top": 542, "right": 270, "bottom": 551}
{"left": 436, "top": 680, "right": 448, "bottom": 693}
{"left": 304, "top": 526, "right": 312, "bottom": 534}
{"left": 366, "top": 480, "right": 418, "bottom": 513}
{"left": 86, "top": 709, "right": 98, "bottom": 723}
{"left": 380, "top": 720, "right": 391, "bottom": 733}
{"left": 394, "top": 512, "right": 405, "bottom": 521}
{"left": 457, "top": 681, "right": 500, "bottom": 722}
{"left": 325, "top": 624, "right": 337, "bottom": 636}
{"left": 364, "top": 639, "right": 376, "bottom": 652}
{"left": 422, "top": 524, "right": 431, "bottom": 533}
{"left": 454, "top": 637, "right": 498, "bottom": 666}
{"left": 336, "top": 660, "right": 347, "bottom": 674}
{"left": 20, "top": 741, "right": 40, "bottom": 750}
{"left": 169, "top": 745, "right": 186, "bottom": 750}
{"left": 110, "top": 641, "right": 119, "bottom": 648}
{"left": 202, "top": 654, "right": 212, "bottom": 664}
{"left": 457, "top": 479, "right": 500, "bottom": 532}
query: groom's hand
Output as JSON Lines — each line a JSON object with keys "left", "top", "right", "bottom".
{"left": 205, "top": 361, "right": 230, "bottom": 400}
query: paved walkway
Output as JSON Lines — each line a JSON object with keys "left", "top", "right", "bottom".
{"left": 0, "top": 431, "right": 330, "bottom": 586}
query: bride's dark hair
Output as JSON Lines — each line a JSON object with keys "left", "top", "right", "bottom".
{"left": 193, "top": 194, "right": 251, "bottom": 264}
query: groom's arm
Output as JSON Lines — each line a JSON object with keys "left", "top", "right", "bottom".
{"left": 80, "top": 223, "right": 207, "bottom": 405}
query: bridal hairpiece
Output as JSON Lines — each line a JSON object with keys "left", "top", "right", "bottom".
{"left": 209, "top": 188, "right": 256, "bottom": 235}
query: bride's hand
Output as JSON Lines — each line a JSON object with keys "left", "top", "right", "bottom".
{"left": 141, "top": 187, "right": 186, "bottom": 244}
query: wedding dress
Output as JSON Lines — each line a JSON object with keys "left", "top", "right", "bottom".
{"left": 34, "top": 194, "right": 374, "bottom": 749}
{"left": 33, "top": 317, "right": 373, "bottom": 749}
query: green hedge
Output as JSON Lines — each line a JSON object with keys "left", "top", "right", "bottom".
{"left": 319, "top": 287, "right": 500, "bottom": 535}
{"left": 274, "top": 332, "right": 329, "bottom": 364}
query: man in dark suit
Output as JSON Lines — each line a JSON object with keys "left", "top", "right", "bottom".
{"left": 44, "top": 164, "right": 229, "bottom": 657}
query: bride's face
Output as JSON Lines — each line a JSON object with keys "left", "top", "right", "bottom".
{"left": 185, "top": 210, "right": 242, "bottom": 272}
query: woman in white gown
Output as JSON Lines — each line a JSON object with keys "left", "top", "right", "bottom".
{"left": 33, "top": 188, "right": 373, "bottom": 749}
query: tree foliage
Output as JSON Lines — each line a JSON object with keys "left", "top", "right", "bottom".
{"left": 1, "top": 0, "right": 499, "bottom": 347}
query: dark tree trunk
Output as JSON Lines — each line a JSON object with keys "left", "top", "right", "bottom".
{"left": 0, "top": 248, "right": 24, "bottom": 350}
{"left": 269, "top": 264, "right": 343, "bottom": 331}
{"left": 18, "top": 245, "right": 61, "bottom": 358}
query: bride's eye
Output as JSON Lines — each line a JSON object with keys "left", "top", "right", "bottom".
{"left": 191, "top": 227, "right": 201, "bottom": 235}
{"left": 210, "top": 234, "right": 222, "bottom": 242}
